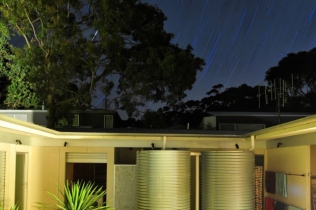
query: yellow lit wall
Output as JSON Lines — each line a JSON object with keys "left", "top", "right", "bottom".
{"left": 28, "top": 146, "right": 114, "bottom": 209}
{"left": 0, "top": 143, "right": 32, "bottom": 210}
{"left": 0, "top": 143, "right": 15, "bottom": 210}
{"left": 0, "top": 141, "right": 114, "bottom": 210}
{"left": 28, "top": 146, "right": 60, "bottom": 209}
{"left": 265, "top": 146, "right": 310, "bottom": 210}
{"left": 58, "top": 147, "right": 114, "bottom": 207}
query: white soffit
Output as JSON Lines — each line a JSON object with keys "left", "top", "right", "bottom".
{"left": 248, "top": 115, "right": 316, "bottom": 141}
{"left": 0, "top": 114, "right": 56, "bottom": 138}
{"left": 66, "top": 153, "right": 107, "bottom": 163}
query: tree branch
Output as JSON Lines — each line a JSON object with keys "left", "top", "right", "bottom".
{"left": 14, "top": 24, "right": 31, "bottom": 48}
{"left": 20, "top": 1, "right": 48, "bottom": 56}
{"left": 57, "top": 95, "right": 79, "bottom": 105}
{"left": 67, "top": 0, "right": 70, "bottom": 18}
{"left": 89, "top": 68, "right": 95, "bottom": 94}
{"left": 35, "top": 9, "right": 44, "bottom": 30}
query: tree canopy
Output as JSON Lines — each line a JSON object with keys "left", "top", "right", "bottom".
{"left": 265, "top": 48, "right": 316, "bottom": 112}
{"left": 0, "top": 37, "right": 40, "bottom": 108}
{"left": 141, "top": 84, "right": 268, "bottom": 129}
{"left": 200, "top": 83, "right": 276, "bottom": 112}
{"left": 142, "top": 48, "right": 316, "bottom": 129}
{"left": 0, "top": 0, "right": 205, "bottom": 128}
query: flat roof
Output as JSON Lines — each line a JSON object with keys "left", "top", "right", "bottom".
{"left": 206, "top": 111, "right": 314, "bottom": 117}
{"left": 55, "top": 127, "right": 249, "bottom": 135}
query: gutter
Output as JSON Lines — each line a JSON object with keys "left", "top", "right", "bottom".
{"left": 244, "top": 114, "right": 316, "bottom": 141}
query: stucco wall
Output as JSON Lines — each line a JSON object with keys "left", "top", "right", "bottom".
{"left": 0, "top": 143, "right": 114, "bottom": 210}
{"left": 28, "top": 146, "right": 115, "bottom": 209}
{"left": 265, "top": 146, "right": 310, "bottom": 210}
{"left": 0, "top": 143, "right": 31, "bottom": 210}
{"left": 28, "top": 146, "right": 60, "bottom": 209}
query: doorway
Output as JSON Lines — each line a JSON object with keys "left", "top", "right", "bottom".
{"left": 65, "top": 152, "right": 108, "bottom": 206}
{"left": 15, "top": 153, "right": 28, "bottom": 210}
{"left": 66, "top": 163, "right": 107, "bottom": 204}
{"left": 66, "top": 163, "right": 107, "bottom": 188}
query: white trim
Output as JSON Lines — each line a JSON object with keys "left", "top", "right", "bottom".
{"left": 66, "top": 153, "right": 107, "bottom": 163}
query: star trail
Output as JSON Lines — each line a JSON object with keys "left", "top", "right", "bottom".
{"left": 7, "top": 0, "right": 316, "bottom": 114}
{"left": 143, "top": 0, "right": 316, "bottom": 101}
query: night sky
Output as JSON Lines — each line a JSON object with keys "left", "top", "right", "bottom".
{"left": 143, "top": 0, "right": 316, "bottom": 102}
{"left": 7, "top": 1, "right": 316, "bottom": 114}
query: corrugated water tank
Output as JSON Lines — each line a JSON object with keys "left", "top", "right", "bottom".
{"left": 136, "top": 150, "right": 191, "bottom": 210}
{"left": 201, "top": 151, "right": 255, "bottom": 210}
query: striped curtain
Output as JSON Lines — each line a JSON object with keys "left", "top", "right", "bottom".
{"left": 0, "top": 151, "right": 5, "bottom": 209}
{"left": 255, "top": 166, "right": 263, "bottom": 210}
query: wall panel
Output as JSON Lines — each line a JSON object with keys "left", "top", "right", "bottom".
{"left": 29, "top": 147, "right": 60, "bottom": 209}
{"left": 265, "top": 146, "right": 310, "bottom": 210}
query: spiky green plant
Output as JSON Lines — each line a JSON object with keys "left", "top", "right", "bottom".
{"left": 45, "top": 180, "right": 111, "bottom": 210}
{"left": 0, "top": 203, "right": 19, "bottom": 210}
{"left": 10, "top": 204, "right": 19, "bottom": 210}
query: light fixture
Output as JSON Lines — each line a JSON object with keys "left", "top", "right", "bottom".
{"left": 64, "top": 142, "right": 68, "bottom": 147}
{"left": 151, "top": 143, "right": 155, "bottom": 149}
{"left": 277, "top": 142, "right": 282, "bottom": 148}
{"left": 16, "top": 140, "right": 22, "bottom": 145}
{"left": 235, "top": 143, "right": 239, "bottom": 149}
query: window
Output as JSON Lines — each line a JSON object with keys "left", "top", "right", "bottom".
{"left": 15, "top": 154, "right": 28, "bottom": 210}
{"left": 66, "top": 153, "right": 107, "bottom": 163}
{"left": 104, "top": 115, "right": 113, "bottom": 129}
{"left": 72, "top": 114, "right": 79, "bottom": 126}
{"left": 65, "top": 153, "right": 108, "bottom": 205}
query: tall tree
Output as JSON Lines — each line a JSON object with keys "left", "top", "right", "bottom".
{"left": 201, "top": 84, "right": 274, "bottom": 112}
{"left": 0, "top": 75, "right": 7, "bottom": 107}
{"left": 142, "top": 110, "right": 166, "bottom": 128}
{"left": 0, "top": 0, "right": 204, "bottom": 128}
{"left": 0, "top": 37, "right": 40, "bottom": 108}
{"left": 0, "top": 37, "right": 10, "bottom": 107}
{"left": 265, "top": 49, "right": 316, "bottom": 111}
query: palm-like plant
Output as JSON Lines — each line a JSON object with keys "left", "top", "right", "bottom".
{"left": 10, "top": 204, "right": 19, "bottom": 210}
{"left": 0, "top": 203, "right": 19, "bottom": 210}
{"left": 46, "top": 180, "right": 111, "bottom": 210}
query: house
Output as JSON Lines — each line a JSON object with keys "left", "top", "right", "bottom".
{"left": 200, "top": 111, "right": 312, "bottom": 131}
{"left": 56, "top": 109, "right": 122, "bottom": 128}
{"left": 0, "top": 110, "right": 47, "bottom": 126}
{"left": 0, "top": 109, "right": 122, "bottom": 128}
{"left": 1, "top": 112, "right": 316, "bottom": 209}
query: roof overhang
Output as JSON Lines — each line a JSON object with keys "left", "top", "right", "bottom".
{"left": 0, "top": 114, "right": 57, "bottom": 138}
{"left": 0, "top": 114, "right": 245, "bottom": 145}
{"left": 2, "top": 113, "right": 316, "bottom": 148}
{"left": 245, "top": 114, "right": 316, "bottom": 141}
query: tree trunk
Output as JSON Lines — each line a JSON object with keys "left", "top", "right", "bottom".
{"left": 46, "top": 94, "right": 55, "bottom": 129}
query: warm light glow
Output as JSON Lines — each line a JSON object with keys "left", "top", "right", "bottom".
{"left": 0, "top": 119, "right": 55, "bottom": 138}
